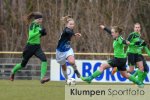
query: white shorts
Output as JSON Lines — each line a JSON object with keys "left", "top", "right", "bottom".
{"left": 56, "top": 48, "right": 74, "bottom": 65}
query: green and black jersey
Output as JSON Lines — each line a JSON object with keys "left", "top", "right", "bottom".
{"left": 104, "top": 27, "right": 126, "bottom": 58}
{"left": 27, "top": 21, "right": 42, "bottom": 45}
{"left": 113, "top": 36, "right": 126, "bottom": 58}
{"left": 127, "top": 32, "right": 142, "bottom": 54}
{"left": 137, "top": 45, "right": 150, "bottom": 56}
{"left": 126, "top": 31, "right": 150, "bottom": 55}
{"left": 144, "top": 46, "right": 150, "bottom": 56}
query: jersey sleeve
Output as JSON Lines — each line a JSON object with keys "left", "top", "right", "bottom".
{"left": 104, "top": 27, "right": 112, "bottom": 35}
{"left": 127, "top": 33, "right": 134, "bottom": 42}
{"left": 127, "top": 33, "right": 139, "bottom": 46}
{"left": 65, "top": 28, "right": 75, "bottom": 36}
{"left": 144, "top": 46, "right": 150, "bottom": 56}
{"left": 128, "top": 42, "right": 135, "bottom": 46}
{"left": 118, "top": 36, "right": 126, "bottom": 44}
{"left": 29, "top": 23, "right": 41, "bottom": 38}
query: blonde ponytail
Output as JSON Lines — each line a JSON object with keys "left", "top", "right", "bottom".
{"left": 60, "top": 15, "right": 74, "bottom": 24}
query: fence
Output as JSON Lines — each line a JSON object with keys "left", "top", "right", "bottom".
{"left": 0, "top": 51, "right": 149, "bottom": 80}
{"left": 0, "top": 58, "right": 50, "bottom": 80}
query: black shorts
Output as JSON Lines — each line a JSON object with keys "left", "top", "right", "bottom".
{"left": 21, "top": 44, "right": 47, "bottom": 67}
{"left": 127, "top": 53, "right": 143, "bottom": 66}
{"left": 138, "top": 55, "right": 149, "bottom": 72}
{"left": 107, "top": 57, "right": 127, "bottom": 71}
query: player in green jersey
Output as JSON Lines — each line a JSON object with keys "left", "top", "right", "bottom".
{"left": 132, "top": 44, "right": 150, "bottom": 84}
{"left": 112, "top": 43, "right": 150, "bottom": 84}
{"left": 127, "top": 23, "right": 144, "bottom": 74}
{"left": 81, "top": 25, "right": 143, "bottom": 87}
{"left": 10, "top": 12, "right": 49, "bottom": 84}
{"left": 111, "top": 23, "right": 150, "bottom": 84}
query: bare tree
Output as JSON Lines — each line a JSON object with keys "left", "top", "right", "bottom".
{"left": 0, "top": 0, "right": 150, "bottom": 58}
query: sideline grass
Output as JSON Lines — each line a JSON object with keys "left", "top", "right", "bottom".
{"left": 0, "top": 80, "right": 65, "bottom": 100}
{"left": 0, "top": 80, "right": 149, "bottom": 100}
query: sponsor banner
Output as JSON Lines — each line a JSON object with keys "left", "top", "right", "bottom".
{"left": 50, "top": 59, "right": 150, "bottom": 83}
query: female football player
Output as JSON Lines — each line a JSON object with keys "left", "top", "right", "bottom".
{"left": 56, "top": 15, "right": 81, "bottom": 81}
{"left": 112, "top": 23, "right": 150, "bottom": 84}
{"left": 81, "top": 25, "right": 144, "bottom": 87}
{"left": 10, "top": 12, "right": 49, "bottom": 84}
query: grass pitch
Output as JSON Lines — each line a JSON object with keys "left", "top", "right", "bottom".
{"left": 0, "top": 80, "right": 65, "bottom": 100}
{"left": 0, "top": 80, "right": 149, "bottom": 100}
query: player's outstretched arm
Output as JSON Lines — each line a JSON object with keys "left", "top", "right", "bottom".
{"left": 99, "top": 25, "right": 111, "bottom": 35}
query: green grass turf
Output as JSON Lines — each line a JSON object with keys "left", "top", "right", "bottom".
{"left": 0, "top": 80, "right": 149, "bottom": 100}
{"left": 0, "top": 80, "right": 65, "bottom": 100}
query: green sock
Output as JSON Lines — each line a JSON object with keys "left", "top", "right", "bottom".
{"left": 41, "top": 62, "right": 47, "bottom": 80}
{"left": 137, "top": 70, "right": 144, "bottom": 82}
{"left": 141, "top": 72, "right": 147, "bottom": 83}
{"left": 129, "top": 75, "right": 141, "bottom": 85}
{"left": 132, "top": 70, "right": 138, "bottom": 77}
{"left": 12, "top": 63, "right": 22, "bottom": 74}
{"left": 91, "top": 70, "right": 102, "bottom": 80}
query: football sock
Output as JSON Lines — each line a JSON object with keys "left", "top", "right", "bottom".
{"left": 140, "top": 72, "right": 147, "bottom": 83}
{"left": 41, "top": 62, "right": 47, "bottom": 80}
{"left": 132, "top": 71, "right": 138, "bottom": 77}
{"left": 12, "top": 63, "right": 22, "bottom": 74}
{"left": 91, "top": 70, "right": 102, "bottom": 80}
{"left": 72, "top": 64, "right": 81, "bottom": 78}
{"left": 72, "top": 64, "right": 77, "bottom": 70}
{"left": 62, "top": 69, "right": 68, "bottom": 80}
{"left": 137, "top": 69, "right": 144, "bottom": 82}
{"left": 129, "top": 75, "right": 141, "bottom": 85}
